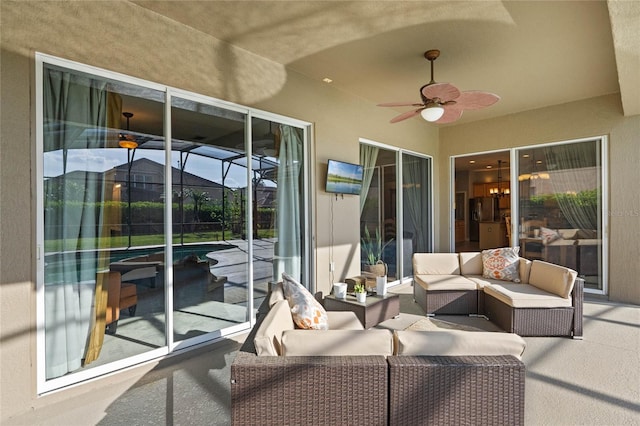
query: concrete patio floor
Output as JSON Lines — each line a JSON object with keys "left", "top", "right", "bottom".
{"left": 7, "top": 283, "right": 639, "bottom": 425}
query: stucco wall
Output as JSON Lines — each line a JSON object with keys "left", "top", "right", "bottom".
{"left": 440, "top": 94, "right": 640, "bottom": 304}
{"left": 0, "top": 1, "right": 437, "bottom": 420}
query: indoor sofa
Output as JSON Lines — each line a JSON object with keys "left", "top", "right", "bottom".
{"left": 230, "top": 281, "right": 526, "bottom": 426}
{"left": 413, "top": 251, "right": 583, "bottom": 338}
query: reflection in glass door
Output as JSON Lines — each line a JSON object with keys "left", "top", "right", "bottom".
{"left": 170, "top": 97, "right": 249, "bottom": 343}
{"left": 41, "top": 64, "right": 167, "bottom": 381}
{"left": 516, "top": 138, "right": 605, "bottom": 292}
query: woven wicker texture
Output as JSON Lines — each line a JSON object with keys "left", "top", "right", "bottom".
{"left": 388, "top": 356, "right": 525, "bottom": 426}
{"left": 414, "top": 285, "right": 479, "bottom": 315}
{"left": 231, "top": 353, "right": 388, "bottom": 425}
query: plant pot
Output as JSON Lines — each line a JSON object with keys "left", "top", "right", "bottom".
{"left": 333, "top": 282, "right": 347, "bottom": 299}
{"left": 355, "top": 292, "right": 367, "bottom": 303}
{"left": 363, "top": 261, "right": 387, "bottom": 277}
{"left": 376, "top": 275, "right": 387, "bottom": 296}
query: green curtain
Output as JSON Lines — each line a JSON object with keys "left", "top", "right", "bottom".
{"left": 43, "top": 67, "right": 110, "bottom": 378}
{"left": 274, "top": 125, "right": 303, "bottom": 281}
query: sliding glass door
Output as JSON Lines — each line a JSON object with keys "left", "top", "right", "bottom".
{"left": 37, "top": 55, "right": 311, "bottom": 391}
{"left": 360, "top": 141, "right": 432, "bottom": 283}
{"left": 516, "top": 138, "right": 606, "bottom": 292}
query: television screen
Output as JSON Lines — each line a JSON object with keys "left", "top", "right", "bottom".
{"left": 325, "top": 159, "right": 363, "bottom": 195}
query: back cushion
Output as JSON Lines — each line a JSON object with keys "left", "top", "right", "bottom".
{"left": 254, "top": 300, "right": 295, "bottom": 356}
{"left": 528, "top": 260, "right": 577, "bottom": 298}
{"left": 268, "top": 282, "right": 285, "bottom": 307}
{"left": 459, "top": 252, "right": 483, "bottom": 275}
{"left": 413, "top": 253, "right": 461, "bottom": 275}
{"left": 281, "top": 329, "right": 394, "bottom": 356}
{"left": 519, "top": 258, "right": 532, "bottom": 284}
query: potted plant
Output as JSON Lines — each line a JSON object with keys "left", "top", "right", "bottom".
{"left": 353, "top": 282, "right": 367, "bottom": 303}
{"left": 361, "top": 226, "right": 393, "bottom": 277}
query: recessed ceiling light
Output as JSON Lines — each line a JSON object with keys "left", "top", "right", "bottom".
{"left": 536, "top": 160, "right": 542, "bottom": 164}
{"left": 322, "top": 77, "right": 333, "bottom": 83}
{"left": 486, "top": 165, "right": 492, "bottom": 169}
{"left": 469, "top": 160, "right": 476, "bottom": 164}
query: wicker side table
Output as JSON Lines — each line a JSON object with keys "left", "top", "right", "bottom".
{"left": 324, "top": 293, "right": 400, "bottom": 329}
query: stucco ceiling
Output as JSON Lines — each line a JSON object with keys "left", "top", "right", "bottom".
{"left": 134, "top": 0, "right": 639, "bottom": 126}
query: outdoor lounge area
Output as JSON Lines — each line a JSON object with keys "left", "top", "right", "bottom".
{"left": 1, "top": 1, "right": 639, "bottom": 424}
{"left": 6, "top": 281, "right": 637, "bottom": 425}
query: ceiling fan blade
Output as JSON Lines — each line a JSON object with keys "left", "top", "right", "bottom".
{"left": 453, "top": 91, "right": 500, "bottom": 110}
{"left": 422, "top": 83, "right": 460, "bottom": 102}
{"left": 435, "top": 107, "right": 463, "bottom": 124}
{"left": 389, "top": 108, "right": 423, "bottom": 123}
{"left": 377, "top": 101, "right": 424, "bottom": 107}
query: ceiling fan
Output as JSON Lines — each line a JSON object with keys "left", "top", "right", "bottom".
{"left": 377, "top": 49, "right": 500, "bottom": 124}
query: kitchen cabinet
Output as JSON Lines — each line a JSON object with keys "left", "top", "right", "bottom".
{"left": 479, "top": 222, "right": 507, "bottom": 249}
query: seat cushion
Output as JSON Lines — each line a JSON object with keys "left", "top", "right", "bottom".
{"left": 281, "top": 329, "right": 394, "bottom": 356}
{"left": 394, "top": 330, "right": 527, "bottom": 359}
{"left": 528, "top": 260, "right": 577, "bottom": 298}
{"left": 253, "top": 299, "right": 295, "bottom": 356}
{"left": 413, "top": 253, "right": 461, "bottom": 275}
{"left": 414, "top": 274, "right": 477, "bottom": 291}
{"left": 484, "top": 283, "right": 572, "bottom": 308}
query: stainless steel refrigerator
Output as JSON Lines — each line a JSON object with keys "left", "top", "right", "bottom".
{"left": 469, "top": 197, "right": 499, "bottom": 241}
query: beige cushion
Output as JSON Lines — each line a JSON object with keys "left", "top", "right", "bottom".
{"left": 254, "top": 300, "right": 295, "bottom": 356}
{"left": 465, "top": 275, "right": 505, "bottom": 289}
{"left": 413, "top": 253, "right": 461, "bottom": 275}
{"left": 281, "top": 329, "right": 394, "bottom": 356}
{"left": 459, "top": 252, "right": 483, "bottom": 276}
{"left": 558, "top": 228, "right": 579, "bottom": 240}
{"left": 394, "top": 330, "right": 527, "bottom": 360}
{"left": 519, "top": 258, "right": 532, "bottom": 284}
{"left": 268, "top": 282, "right": 285, "bottom": 307}
{"left": 414, "top": 274, "right": 477, "bottom": 291}
{"left": 528, "top": 260, "right": 577, "bottom": 298}
{"left": 326, "top": 311, "right": 365, "bottom": 330}
{"left": 484, "top": 283, "right": 572, "bottom": 308}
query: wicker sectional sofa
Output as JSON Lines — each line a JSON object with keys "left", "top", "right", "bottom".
{"left": 231, "top": 283, "right": 526, "bottom": 425}
{"left": 413, "top": 252, "right": 583, "bottom": 338}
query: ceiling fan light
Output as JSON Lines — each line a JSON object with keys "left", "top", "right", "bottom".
{"left": 119, "top": 139, "right": 138, "bottom": 149}
{"left": 420, "top": 105, "right": 445, "bottom": 122}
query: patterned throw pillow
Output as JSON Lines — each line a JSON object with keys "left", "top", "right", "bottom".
{"left": 281, "top": 272, "right": 329, "bottom": 330}
{"left": 540, "top": 226, "right": 561, "bottom": 244}
{"left": 482, "top": 247, "right": 521, "bottom": 282}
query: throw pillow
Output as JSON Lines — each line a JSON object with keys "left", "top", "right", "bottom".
{"left": 281, "top": 272, "right": 329, "bottom": 330}
{"left": 540, "top": 226, "right": 561, "bottom": 244}
{"left": 482, "top": 247, "right": 521, "bottom": 282}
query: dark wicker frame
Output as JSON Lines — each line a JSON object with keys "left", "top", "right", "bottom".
{"left": 483, "top": 277, "right": 584, "bottom": 338}
{"left": 388, "top": 355, "right": 525, "bottom": 426}
{"left": 414, "top": 282, "right": 479, "bottom": 315}
{"left": 231, "top": 352, "right": 388, "bottom": 425}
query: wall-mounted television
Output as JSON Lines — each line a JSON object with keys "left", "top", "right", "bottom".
{"left": 325, "top": 159, "right": 364, "bottom": 195}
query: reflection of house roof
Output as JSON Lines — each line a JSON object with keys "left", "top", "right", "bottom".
{"left": 113, "top": 158, "right": 224, "bottom": 189}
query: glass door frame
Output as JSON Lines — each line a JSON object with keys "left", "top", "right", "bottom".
{"left": 449, "top": 135, "right": 608, "bottom": 296}
{"left": 35, "top": 53, "right": 314, "bottom": 393}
